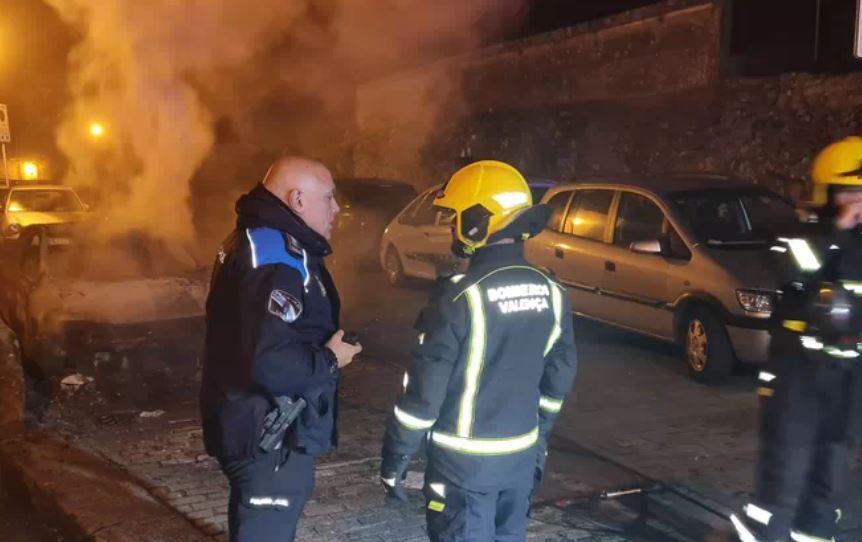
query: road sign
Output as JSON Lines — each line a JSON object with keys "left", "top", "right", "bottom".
{"left": 0, "top": 104, "right": 9, "bottom": 143}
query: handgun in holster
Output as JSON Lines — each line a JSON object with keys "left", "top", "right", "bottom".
{"left": 259, "top": 396, "right": 307, "bottom": 453}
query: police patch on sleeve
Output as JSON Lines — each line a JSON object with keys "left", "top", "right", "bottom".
{"left": 268, "top": 289, "right": 303, "bottom": 323}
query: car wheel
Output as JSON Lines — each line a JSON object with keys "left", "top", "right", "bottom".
{"left": 384, "top": 247, "right": 406, "bottom": 287}
{"left": 683, "top": 307, "right": 734, "bottom": 384}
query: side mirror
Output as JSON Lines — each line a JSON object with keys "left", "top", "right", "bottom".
{"left": 629, "top": 239, "right": 664, "bottom": 255}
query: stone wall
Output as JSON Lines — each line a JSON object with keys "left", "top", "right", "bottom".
{"left": 353, "top": 0, "right": 862, "bottom": 197}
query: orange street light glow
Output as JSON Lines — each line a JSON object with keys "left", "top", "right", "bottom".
{"left": 89, "top": 122, "right": 106, "bottom": 138}
{"left": 21, "top": 162, "right": 39, "bottom": 180}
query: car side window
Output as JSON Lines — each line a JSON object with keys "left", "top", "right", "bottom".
{"left": 614, "top": 193, "right": 665, "bottom": 248}
{"left": 398, "top": 191, "right": 435, "bottom": 226}
{"left": 666, "top": 224, "right": 692, "bottom": 261}
{"left": 436, "top": 208, "right": 455, "bottom": 226}
{"left": 564, "top": 189, "right": 614, "bottom": 242}
{"left": 411, "top": 192, "right": 439, "bottom": 226}
{"left": 545, "top": 190, "right": 572, "bottom": 232}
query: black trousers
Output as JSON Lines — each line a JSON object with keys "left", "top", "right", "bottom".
{"left": 219, "top": 450, "right": 315, "bottom": 542}
{"left": 752, "top": 356, "right": 861, "bottom": 540}
{"left": 423, "top": 463, "right": 533, "bottom": 542}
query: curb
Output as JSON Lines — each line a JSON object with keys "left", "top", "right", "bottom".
{"left": 0, "top": 429, "right": 211, "bottom": 542}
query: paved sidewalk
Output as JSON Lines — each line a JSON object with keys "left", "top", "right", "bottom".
{"left": 38, "top": 358, "right": 687, "bottom": 541}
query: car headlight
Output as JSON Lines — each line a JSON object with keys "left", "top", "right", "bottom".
{"left": 736, "top": 289, "right": 774, "bottom": 317}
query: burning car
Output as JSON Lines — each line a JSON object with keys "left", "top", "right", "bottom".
{"left": 0, "top": 224, "right": 208, "bottom": 375}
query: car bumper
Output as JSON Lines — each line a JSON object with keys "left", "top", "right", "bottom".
{"left": 727, "top": 325, "right": 770, "bottom": 363}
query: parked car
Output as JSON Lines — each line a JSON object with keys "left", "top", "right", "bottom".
{"left": 379, "top": 178, "right": 559, "bottom": 285}
{"left": 331, "top": 178, "right": 417, "bottom": 270}
{"left": 526, "top": 175, "right": 801, "bottom": 383}
{"left": 0, "top": 183, "right": 90, "bottom": 241}
{"left": 0, "top": 225, "right": 208, "bottom": 375}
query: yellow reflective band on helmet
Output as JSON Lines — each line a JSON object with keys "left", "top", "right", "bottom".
{"left": 458, "top": 284, "right": 486, "bottom": 437}
{"left": 544, "top": 281, "right": 563, "bottom": 357}
{"left": 431, "top": 427, "right": 539, "bottom": 456}
{"left": 783, "top": 320, "right": 808, "bottom": 332}
{"left": 539, "top": 395, "right": 563, "bottom": 413}
{"left": 393, "top": 405, "right": 435, "bottom": 430}
{"left": 790, "top": 531, "right": 835, "bottom": 542}
{"left": 428, "top": 500, "right": 445, "bottom": 512}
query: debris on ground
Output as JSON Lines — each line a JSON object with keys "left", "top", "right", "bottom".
{"left": 60, "top": 373, "right": 94, "bottom": 392}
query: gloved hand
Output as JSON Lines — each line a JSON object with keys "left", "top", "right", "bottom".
{"left": 380, "top": 451, "right": 411, "bottom": 502}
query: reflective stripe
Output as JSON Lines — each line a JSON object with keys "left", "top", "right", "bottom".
{"left": 544, "top": 282, "right": 563, "bottom": 356}
{"left": 458, "top": 285, "right": 486, "bottom": 437}
{"left": 730, "top": 514, "right": 759, "bottom": 542}
{"left": 758, "top": 371, "right": 776, "bottom": 383}
{"left": 381, "top": 477, "right": 396, "bottom": 487}
{"left": 246, "top": 229, "right": 259, "bottom": 268}
{"left": 783, "top": 319, "right": 808, "bottom": 332}
{"left": 790, "top": 531, "right": 834, "bottom": 542}
{"left": 301, "top": 249, "right": 310, "bottom": 287}
{"left": 824, "top": 346, "right": 860, "bottom": 359}
{"left": 744, "top": 503, "right": 773, "bottom": 526}
{"left": 402, "top": 372, "right": 410, "bottom": 392}
{"left": 418, "top": 332, "right": 425, "bottom": 345}
{"left": 431, "top": 427, "right": 538, "bottom": 455}
{"left": 539, "top": 395, "right": 563, "bottom": 413}
{"left": 393, "top": 406, "right": 435, "bottom": 430}
{"left": 786, "top": 238, "right": 822, "bottom": 271}
{"left": 770, "top": 245, "right": 788, "bottom": 253}
{"left": 450, "top": 274, "right": 465, "bottom": 283}
{"left": 801, "top": 336, "right": 825, "bottom": 350}
{"left": 429, "top": 483, "right": 446, "bottom": 498}
{"left": 249, "top": 496, "right": 290, "bottom": 508}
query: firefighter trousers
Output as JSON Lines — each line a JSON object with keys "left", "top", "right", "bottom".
{"left": 753, "top": 356, "right": 861, "bottom": 540}
{"left": 219, "top": 449, "right": 315, "bottom": 542}
{"left": 423, "top": 462, "right": 533, "bottom": 542}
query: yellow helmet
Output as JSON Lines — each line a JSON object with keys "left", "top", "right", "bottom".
{"left": 434, "top": 160, "right": 533, "bottom": 254}
{"left": 811, "top": 136, "right": 862, "bottom": 206}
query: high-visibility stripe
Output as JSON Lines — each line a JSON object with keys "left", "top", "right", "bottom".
{"left": 744, "top": 503, "right": 773, "bottom": 525}
{"left": 429, "top": 483, "right": 446, "bottom": 498}
{"left": 790, "top": 531, "right": 835, "bottom": 542}
{"left": 758, "top": 371, "right": 776, "bottom": 383}
{"left": 824, "top": 346, "right": 860, "bottom": 359}
{"left": 393, "top": 406, "right": 435, "bottom": 430}
{"left": 801, "top": 336, "right": 824, "bottom": 350}
{"left": 785, "top": 238, "right": 821, "bottom": 271}
{"left": 431, "top": 427, "right": 538, "bottom": 455}
{"left": 458, "top": 285, "right": 486, "bottom": 437}
{"left": 402, "top": 372, "right": 410, "bottom": 392}
{"left": 842, "top": 280, "right": 862, "bottom": 295}
{"left": 783, "top": 319, "right": 807, "bottom": 332}
{"left": 246, "top": 229, "right": 259, "bottom": 268}
{"left": 249, "top": 496, "right": 290, "bottom": 508}
{"left": 544, "top": 282, "right": 563, "bottom": 356}
{"left": 730, "top": 514, "right": 759, "bottom": 542}
{"left": 539, "top": 395, "right": 563, "bottom": 413}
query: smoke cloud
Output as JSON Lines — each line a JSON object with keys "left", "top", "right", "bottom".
{"left": 46, "top": 0, "right": 525, "bottom": 257}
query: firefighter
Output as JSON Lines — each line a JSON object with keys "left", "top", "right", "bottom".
{"left": 731, "top": 137, "right": 862, "bottom": 542}
{"left": 379, "top": 160, "right": 578, "bottom": 541}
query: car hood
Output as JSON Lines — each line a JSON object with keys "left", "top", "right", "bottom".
{"left": 9, "top": 211, "right": 90, "bottom": 228}
{"left": 30, "top": 276, "right": 208, "bottom": 326}
{"left": 702, "top": 244, "right": 795, "bottom": 291}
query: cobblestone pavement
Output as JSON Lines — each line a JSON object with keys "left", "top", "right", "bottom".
{"left": 41, "top": 357, "right": 686, "bottom": 541}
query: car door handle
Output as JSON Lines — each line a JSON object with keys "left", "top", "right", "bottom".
{"left": 554, "top": 248, "right": 564, "bottom": 259}
{"left": 605, "top": 260, "right": 616, "bottom": 272}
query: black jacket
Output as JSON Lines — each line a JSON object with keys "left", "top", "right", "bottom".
{"left": 769, "top": 223, "right": 862, "bottom": 364}
{"left": 382, "top": 242, "right": 578, "bottom": 490}
{"left": 201, "top": 185, "right": 341, "bottom": 461}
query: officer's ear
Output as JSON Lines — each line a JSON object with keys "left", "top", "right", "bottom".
{"left": 286, "top": 188, "right": 304, "bottom": 215}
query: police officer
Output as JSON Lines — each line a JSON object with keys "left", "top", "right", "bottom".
{"left": 200, "top": 156, "right": 362, "bottom": 542}
{"left": 379, "top": 160, "right": 578, "bottom": 541}
{"left": 732, "top": 138, "right": 862, "bottom": 542}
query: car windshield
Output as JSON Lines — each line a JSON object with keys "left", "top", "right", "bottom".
{"left": 671, "top": 189, "right": 798, "bottom": 245}
{"left": 7, "top": 189, "right": 83, "bottom": 213}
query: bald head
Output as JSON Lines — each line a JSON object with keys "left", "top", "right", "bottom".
{"left": 262, "top": 156, "right": 340, "bottom": 239}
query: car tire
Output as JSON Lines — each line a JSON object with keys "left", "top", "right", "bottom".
{"left": 384, "top": 247, "right": 406, "bottom": 287}
{"left": 683, "top": 307, "right": 734, "bottom": 384}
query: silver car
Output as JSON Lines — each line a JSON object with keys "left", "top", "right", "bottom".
{"left": 526, "top": 175, "right": 799, "bottom": 383}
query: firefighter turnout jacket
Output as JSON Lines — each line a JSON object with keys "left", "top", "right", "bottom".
{"left": 382, "top": 242, "right": 578, "bottom": 490}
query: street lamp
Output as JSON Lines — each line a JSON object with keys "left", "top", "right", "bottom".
{"left": 21, "top": 161, "right": 38, "bottom": 180}
{"left": 89, "top": 122, "right": 106, "bottom": 139}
